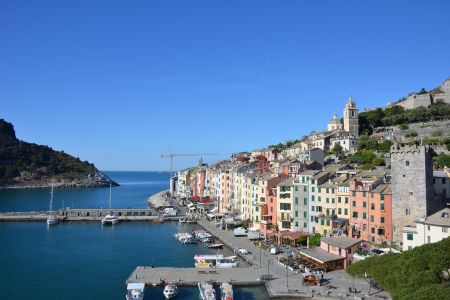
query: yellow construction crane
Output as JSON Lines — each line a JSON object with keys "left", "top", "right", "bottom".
{"left": 160, "top": 152, "right": 219, "bottom": 178}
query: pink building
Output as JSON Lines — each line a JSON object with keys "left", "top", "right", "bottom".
{"left": 299, "top": 236, "right": 362, "bottom": 270}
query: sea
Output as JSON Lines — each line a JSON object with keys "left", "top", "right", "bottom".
{"left": 0, "top": 171, "right": 270, "bottom": 300}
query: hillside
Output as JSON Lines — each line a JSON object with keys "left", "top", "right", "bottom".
{"left": 347, "top": 237, "right": 450, "bottom": 300}
{"left": 0, "top": 119, "right": 118, "bottom": 188}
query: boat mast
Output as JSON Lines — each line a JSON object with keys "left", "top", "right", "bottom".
{"left": 49, "top": 183, "right": 54, "bottom": 216}
{"left": 109, "top": 182, "right": 112, "bottom": 214}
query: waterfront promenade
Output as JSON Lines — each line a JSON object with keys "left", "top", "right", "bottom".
{"left": 128, "top": 217, "right": 391, "bottom": 299}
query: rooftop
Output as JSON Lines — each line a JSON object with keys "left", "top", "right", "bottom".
{"left": 299, "top": 247, "right": 345, "bottom": 264}
{"left": 417, "top": 208, "right": 450, "bottom": 227}
{"left": 321, "top": 236, "right": 361, "bottom": 249}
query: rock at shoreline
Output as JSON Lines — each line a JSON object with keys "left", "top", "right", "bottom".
{"left": 147, "top": 190, "right": 170, "bottom": 208}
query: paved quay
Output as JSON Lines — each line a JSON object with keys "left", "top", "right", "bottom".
{"left": 127, "top": 217, "right": 391, "bottom": 299}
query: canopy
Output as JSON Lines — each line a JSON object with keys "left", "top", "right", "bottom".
{"left": 127, "top": 283, "right": 145, "bottom": 290}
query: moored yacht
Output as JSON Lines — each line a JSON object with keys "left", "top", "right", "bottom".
{"left": 102, "top": 183, "right": 119, "bottom": 225}
{"left": 126, "top": 282, "right": 145, "bottom": 300}
{"left": 220, "top": 283, "right": 233, "bottom": 300}
{"left": 47, "top": 184, "right": 59, "bottom": 226}
{"left": 198, "top": 282, "right": 216, "bottom": 300}
{"left": 163, "top": 283, "right": 178, "bottom": 299}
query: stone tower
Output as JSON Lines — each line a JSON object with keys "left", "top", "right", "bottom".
{"left": 343, "top": 97, "right": 359, "bottom": 137}
{"left": 390, "top": 144, "right": 440, "bottom": 244}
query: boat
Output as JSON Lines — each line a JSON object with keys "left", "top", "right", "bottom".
{"left": 102, "top": 183, "right": 119, "bottom": 225}
{"left": 174, "top": 232, "right": 196, "bottom": 244}
{"left": 220, "top": 283, "right": 233, "bottom": 300}
{"left": 163, "top": 283, "right": 178, "bottom": 299}
{"left": 198, "top": 282, "right": 216, "bottom": 300}
{"left": 178, "top": 217, "right": 187, "bottom": 223}
{"left": 47, "top": 184, "right": 59, "bottom": 226}
{"left": 126, "top": 282, "right": 145, "bottom": 300}
{"left": 207, "top": 243, "right": 223, "bottom": 249}
{"left": 194, "top": 254, "right": 238, "bottom": 268}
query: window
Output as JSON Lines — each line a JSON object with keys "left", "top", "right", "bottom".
{"left": 406, "top": 161, "right": 409, "bottom": 166}
{"left": 442, "top": 227, "right": 448, "bottom": 233}
{"left": 363, "top": 192, "right": 366, "bottom": 197}
{"left": 295, "top": 221, "right": 298, "bottom": 227}
{"left": 371, "top": 227, "right": 375, "bottom": 234}
{"left": 427, "top": 225, "right": 430, "bottom": 231}
{"left": 280, "top": 203, "right": 291, "bottom": 210}
{"left": 326, "top": 219, "right": 330, "bottom": 226}
{"left": 363, "top": 202, "right": 367, "bottom": 208}
{"left": 311, "top": 187, "right": 315, "bottom": 192}
{"left": 381, "top": 203, "right": 385, "bottom": 211}
{"left": 318, "top": 196, "right": 321, "bottom": 202}
{"left": 338, "top": 196, "right": 341, "bottom": 203}
{"left": 353, "top": 212, "right": 358, "bottom": 218}
{"left": 352, "top": 201, "right": 356, "bottom": 207}
{"left": 352, "top": 191, "right": 356, "bottom": 196}
{"left": 295, "top": 197, "right": 298, "bottom": 204}
{"left": 371, "top": 192, "right": 374, "bottom": 198}
{"left": 370, "top": 215, "right": 374, "bottom": 222}
{"left": 311, "top": 179, "right": 315, "bottom": 184}
{"left": 295, "top": 186, "right": 298, "bottom": 191}
{"left": 318, "top": 188, "right": 321, "bottom": 193}
{"left": 326, "top": 197, "right": 329, "bottom": 203}
{"left": 295, "top": 210, "right": 298, "bottom": 217}
{"left": 304, "top": 222, "right": 307, "bottom": 228}
{"left": 320, "top": 219, "right": 324, "bottom": 225}
{"left": 311, "top": 216, "right": 314, "bottom": 222}
{"left": 363, "top": 212, "right": 367, "bottom": 219}
{"left": 303, "top": 211, "right": 307, "bottom": 218}
{"left": 256, "top": 216, "right": 259, "bottom": 222}
{"left": 332, "top": 209, "right": 335, "bottom": 215}
{"left": 303, "top": 186, "right": 307, "bottom": 192}
{"left": 381, "top": 194, "right": 385, "bottom": 200}
{"left": 345, "top": 197, "right": 349, "bottom": 204}
{"left": 304, "top": 198, "right": 307, "bottom": 205}
{"left": 332, "top": 198, "right": 335, "bottom": 203}
{"left": 371, "top": 203, "right": 375, "bottom": 210}
{"left": 326, "top": 188, "right": 329, "bottom": 193}
{"left": 405, "top": 207, "right": 411, "bottom": 215}
{"left": 381, "top": 217, "right": 385, "bottom": 223}
{"left": 256, "top": 207, "right": 259, "bottom": 212}
{"left": 344, "top": 208, "right": 348, "bottom": 215}
{"left": 311, "top": 195, "right": 315, "bottom": 201}
{"left": 326, "top": 209, "right": 330, "bottom": 215}
{"left": 338, "top": 208, "right": 342, "bottom": 214}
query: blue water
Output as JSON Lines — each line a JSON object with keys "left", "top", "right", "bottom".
{"left": 0, "top": 172, "right": 269, "bottom": 300}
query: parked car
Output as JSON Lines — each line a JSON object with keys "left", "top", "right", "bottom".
{"left": 270, "top": 246, "right": 280, "bottom": 254}
{"left": 233, "top": 227, "right": 248, "bottom": 237}
{"left": 237, "top": 248, "right": 251, "bottom": 255}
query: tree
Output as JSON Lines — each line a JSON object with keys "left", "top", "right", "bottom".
{"left": 433, "top": 153, "right": 450, "bottom": 169}
{"left": 332, "top": 143, "right": 343, "bottom": 156}
{"left": 309, "top": 233, "right": 321, "bottom": 247}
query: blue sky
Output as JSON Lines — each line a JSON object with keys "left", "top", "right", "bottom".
{"left": 1, "top": 0, "right": 449, "bottom": 171}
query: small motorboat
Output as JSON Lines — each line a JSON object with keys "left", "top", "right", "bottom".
{"left": 126, "top": 282, "right": 145, "bottom": 300}
{"left": 208, "top": 243, "right": 223, "bottom": 249}
{"left": 220, "top": 282, "right": 233, "bottom": 300}
{"left": 47, "top": 215, "right": 59, "bottom": 226}
{"left": 163, "top": 283, "right": 178, "bottom": 299}
{"left": 198, "top": 282, "right": 216, "bottom": 300}
{"left": 178, "top": 217, "right": 187, "bottom": 223}
{"left": 102, "top": 214, "right": 119, "bottom": 225}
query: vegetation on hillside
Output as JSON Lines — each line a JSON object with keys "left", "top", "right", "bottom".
{"left": 0, "top": 119, "right": 97, "bottom": 184}
{"left": 347, "top": 237, "right": 450, "bottom": 300}
{"left": 433, "top": 153, "right": 450, "bottom": 169}
{"left": 359, "top": 101, "right": 450, "bottom": 135}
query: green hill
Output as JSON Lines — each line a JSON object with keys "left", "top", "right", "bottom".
{"left": 347, "top": 237, "right": 450, "bottom": 300}
{"left": 0, "top": 119, "right": 118, "bottom": 188}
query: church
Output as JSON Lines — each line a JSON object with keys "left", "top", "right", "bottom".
{"left": 306, "top": 97, "right": 359, "bottom": 153}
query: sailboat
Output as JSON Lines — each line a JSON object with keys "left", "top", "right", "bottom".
{"left": 102, "top": 183, "right": 119, "bottom": 225}
{"left": 47, "top": 184, "right": 59, "bottom": 226}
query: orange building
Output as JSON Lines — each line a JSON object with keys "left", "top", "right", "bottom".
{"left": 349, "top": 178, "right": 392, "bottom": 243}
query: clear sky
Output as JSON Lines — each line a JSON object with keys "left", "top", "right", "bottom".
{"left": 1, "top": 0, "right": 449, "bottom": 171}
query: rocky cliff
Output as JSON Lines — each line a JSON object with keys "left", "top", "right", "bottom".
{"left": 0, "top": 118, "right": 118, "bottom": 188}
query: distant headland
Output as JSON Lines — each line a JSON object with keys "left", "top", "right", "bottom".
{"left": 0, "top": 118, "right": 118, "bottom": 189}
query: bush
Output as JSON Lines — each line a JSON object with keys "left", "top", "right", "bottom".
{"left": 347, "top": 237, "right": 450, "bottom": 300}
{"left": 399, "top": 123, "right": 409, "bottom": 130}
{"left": 405, "top": 131, "right": 418, "bottom": 137}
{"left": 431, "top": 130, "right": 443, "bottom": 137}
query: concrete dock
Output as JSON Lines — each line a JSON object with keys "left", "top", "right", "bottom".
{"left": 0, "top": 208, "right": 181, "bottom": 222}
{"left": 126, "top": 217, "right": 392, "bottom": 299}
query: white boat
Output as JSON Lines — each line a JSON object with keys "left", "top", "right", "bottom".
{"left": 126, "top": 282, "right": 145, "bottom": 300}
{"left": 174, "top": 232, "right": 195, "bottom": 244}
{"left": 207, "top": 243, "right": 223, "bottom": 249}
{"left": 163, "top": 283, "right": 178, "bottom": 299}
{"left": 198, "top": 282, "right": 216, "bottom": 300}
{"left": 194, "top": 254, "right": 238, "bottom": 268}
{"left": 220, "top": 283, "right": 233, "bottom": 300}
{"left": 178, "top": 217, "right": 187, "bottom": 223}
{"left": 47, "top": 184, "right": 59, "bottom": 226}
{"left": 102, "top": 183, "right": 119, "bottom": 225}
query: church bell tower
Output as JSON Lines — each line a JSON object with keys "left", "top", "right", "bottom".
{"left": 343, "top": 97, "right": 359, "bottom": 137}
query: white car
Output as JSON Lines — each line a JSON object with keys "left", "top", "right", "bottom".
{"left": 270, "top": 246, "right": 280, "bottom": 254}
{"left": 237, "top": 248, "right": 251, "bottom": 255}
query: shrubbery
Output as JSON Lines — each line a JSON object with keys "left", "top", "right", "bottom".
{"left": 347, "top": 237, "right": 450, "bottom": 300}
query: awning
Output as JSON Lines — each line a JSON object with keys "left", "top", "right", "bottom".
{"left": 299, "top": 247, "right": 345, "bottom": 264}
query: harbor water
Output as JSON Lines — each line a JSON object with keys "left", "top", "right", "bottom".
{"left": 0, "top": 172, "right": 270, "bottom": 300}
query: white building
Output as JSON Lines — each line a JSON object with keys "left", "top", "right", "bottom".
{"left": 402, "top": 208, "right": 450, "bottom": 251}
{"left": 330, "top": 134, "right": 358, "bottom": 154}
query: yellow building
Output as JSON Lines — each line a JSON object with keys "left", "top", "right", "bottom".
{"left": 277, "top": 178, "right": 295, "bottom": 232}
